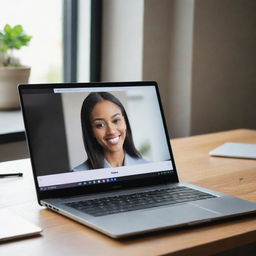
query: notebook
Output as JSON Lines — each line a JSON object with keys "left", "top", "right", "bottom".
{"left": 18, "top": 81, "right": 256, "bottom": 238}
{"left": 0, "top": 210, "right": 42, "bottom": 242}
{"left": 209, "top": 142, "right": 256, "bottom": 159}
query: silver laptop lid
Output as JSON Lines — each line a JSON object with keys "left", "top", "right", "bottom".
{"left": 19, "top": 81, "right": 179, "bottom": 201}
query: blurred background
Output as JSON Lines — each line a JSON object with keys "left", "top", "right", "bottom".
{"left": 0, "top": 0, "right": 255, "bottom": 162}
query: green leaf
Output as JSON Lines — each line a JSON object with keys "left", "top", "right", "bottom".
{"left": 20, "top": 35, "right": 32, "bottom": 44}
{"left": 4, "top": 24, "right": 11, "bottom": 33}
{"left": 0, "top": 24, "right": 32, "bottom": 66}
{"left": 13, "top": 25, "right": 23, "bottom": 34}
{"left": 13, "top": 42, "right": 22, "bottom": 49}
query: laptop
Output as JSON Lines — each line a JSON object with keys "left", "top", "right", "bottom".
{"left": 209, "top": 142, "right": 256, "bottom": 159}
{"left": 18, "top": 81, "right": 256, "bottom": 238}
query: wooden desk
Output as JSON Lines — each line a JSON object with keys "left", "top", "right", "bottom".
{"left": 0, "top": 129, "right": 255, "bottom": 255}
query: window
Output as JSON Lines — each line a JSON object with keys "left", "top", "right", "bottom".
{"left": 64, "top": 0, "right": 102, "bottom": 82}
{"left": 0, "top": 0, "right": 63, "bottom": 83}
{"left": 1, "top": 0, "right": 101, "bottom": 84}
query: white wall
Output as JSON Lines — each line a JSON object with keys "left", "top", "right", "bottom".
{"left": 101, "top": 0, "right": 144, "bottom": 81}
{"left": 61, "top": 92, "right": 88, "bottom": 168}
{"left": 143, "top": 0, "right": 194, "bottom": 138}
{"left": 102, "top": 0, "right": 256, "bottom": 138}
{"left": 167, "top": 0, "right": 194, "bottom": 137}
{"left": 142, "top": 0, "right": 173, "bottom": 134}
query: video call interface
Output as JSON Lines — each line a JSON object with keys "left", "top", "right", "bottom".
{"left": 21, "top": 85, "right": 175, "bottom": 191}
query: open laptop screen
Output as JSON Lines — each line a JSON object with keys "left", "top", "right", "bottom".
{"left": 20, "top": 83, "right": 176, "bottom": 191}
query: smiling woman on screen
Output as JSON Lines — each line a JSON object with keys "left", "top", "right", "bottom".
{"left": 73, "top": 92, "right": 148, "bottom": 171}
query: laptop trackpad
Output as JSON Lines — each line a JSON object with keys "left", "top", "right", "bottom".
{"left": 95, "top": 204, "right": 220, "bottom": 235}
{"left": 143, "top": 203, "right": 221, "bottom": 226}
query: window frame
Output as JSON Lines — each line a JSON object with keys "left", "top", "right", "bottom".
{"left": 63, "top": 0, "right": 102, "bottom": 83}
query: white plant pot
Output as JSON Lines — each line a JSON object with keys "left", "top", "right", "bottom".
{"left": 0, "top": 66, "right": 30, "bottom": 110}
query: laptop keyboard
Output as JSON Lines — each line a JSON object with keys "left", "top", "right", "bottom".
{"left": 65, "top": 186, "right": 216, "bottom": 217}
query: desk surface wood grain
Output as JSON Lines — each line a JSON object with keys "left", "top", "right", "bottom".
{"left": 0, "top": 129, "right": 255, "bottom": 256}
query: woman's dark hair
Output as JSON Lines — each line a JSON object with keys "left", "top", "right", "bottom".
{"left": 81, "top": 92, "right": 141, "bottom": 169}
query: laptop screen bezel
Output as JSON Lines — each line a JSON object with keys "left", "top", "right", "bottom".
{"left": 18, "top": 81, "right": 179, "bottom": 203}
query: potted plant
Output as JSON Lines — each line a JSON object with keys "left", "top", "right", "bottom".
{"left": 0, "top": 24, "right": 32, "bottom": 110}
